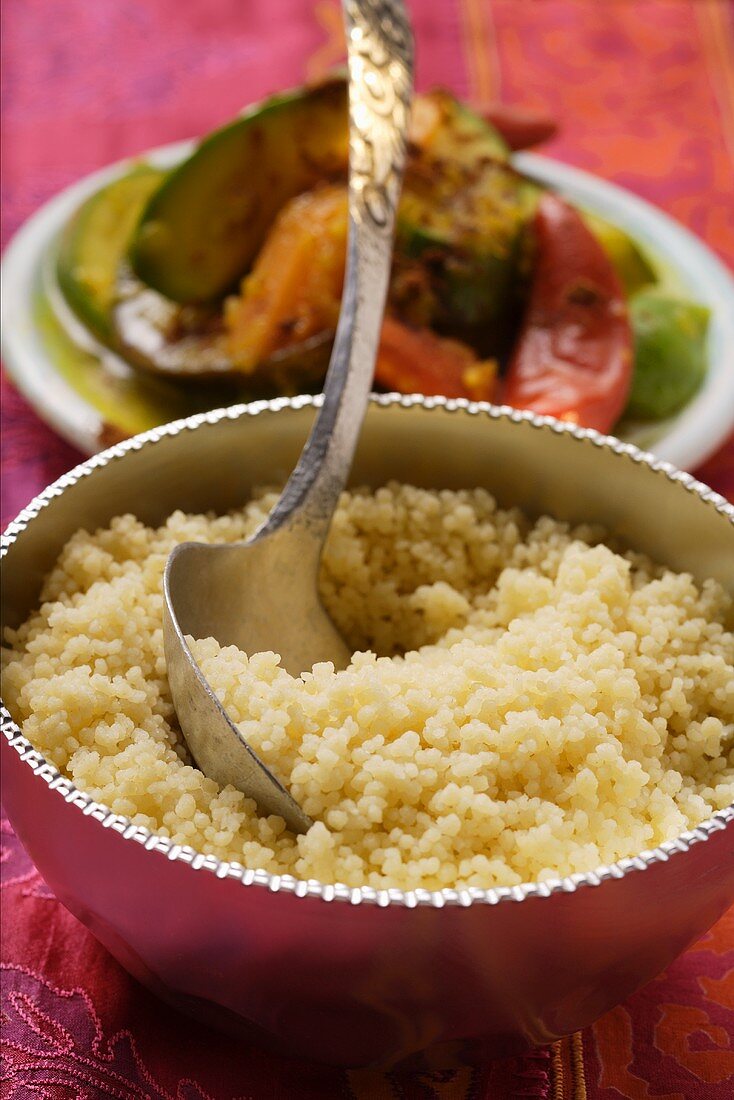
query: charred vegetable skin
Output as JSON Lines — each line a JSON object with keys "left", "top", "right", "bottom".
{"left": 503, "top": 194, "right": 633, "bottom": 432}
{"left": 393, "top": 91, "right": 537, "bottom": 349}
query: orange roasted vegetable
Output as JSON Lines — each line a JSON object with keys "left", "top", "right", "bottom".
{"left": 375, "top": 317, "right": 498, "bottom": 401}
{"left": 225, "top": 184, "right": 347, "bottom": 373}
{"left": 225, "top": 182, "right": 499, "bottom": 403}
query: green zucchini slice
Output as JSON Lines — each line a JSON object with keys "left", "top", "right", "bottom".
{"left": 56, "top": 165, "right": 165, "bottom": 341}
{"left": 130, "top": 77, "right": 348, "bottom": 303}
{"left": 394, "top": 92, "right": 538, "bottom": 350}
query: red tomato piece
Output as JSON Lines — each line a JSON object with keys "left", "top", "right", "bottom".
{"left": 482, "top": 104, "right": 558, "bottom": 151}
{"left": 375, "top": 317, "right": 498, "bottom": 402}
{"left": 503, "top": 194, "right": 633, "bottom": 432}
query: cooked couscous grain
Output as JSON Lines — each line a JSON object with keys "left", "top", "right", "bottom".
{"left": 3, "top": 484, "right": 733, "bottom": 890}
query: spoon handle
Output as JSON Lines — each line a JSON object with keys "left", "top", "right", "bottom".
{"left": 257, "top": 0, "right": 414, "bottom": 554}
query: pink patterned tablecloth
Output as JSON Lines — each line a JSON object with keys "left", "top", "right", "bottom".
{"left": 2, "top": 2, "right": 733, "bottom": 1096}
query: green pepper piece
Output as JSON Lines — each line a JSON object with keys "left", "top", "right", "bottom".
{"left": 626, "top": 291, "right": 710, "bottom": 420}
{"left": 582, "top": 212, "right": 657, "bottom": 298}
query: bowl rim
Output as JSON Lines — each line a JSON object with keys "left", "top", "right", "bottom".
{"left": 2, "top": 393, "right": 733, "bottom": 909}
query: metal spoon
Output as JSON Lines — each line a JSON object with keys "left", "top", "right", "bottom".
{"left": 163, "top": 0, "right": 414, "bottom": 834}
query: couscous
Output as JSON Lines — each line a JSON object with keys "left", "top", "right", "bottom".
{"left": 3, "top": 483, "right": 733, "bottom": 890}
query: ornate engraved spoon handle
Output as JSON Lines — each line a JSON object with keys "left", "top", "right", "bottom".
{"left": 254, "top": 0, "right": 414, "bottom": 554}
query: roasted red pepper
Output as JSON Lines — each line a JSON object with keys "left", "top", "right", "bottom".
{"left": 482, "top": 104, "right": 558, "bottom": 151}
{"left": 503, "top": 194, "right": 633, "bottom": 432}
{"left": 375, "top": 317, "right": 498, "bottom": 402}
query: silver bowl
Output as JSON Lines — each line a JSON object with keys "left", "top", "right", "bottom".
{"left": 2, "top": 395, "right": 733, "bottom": 1067}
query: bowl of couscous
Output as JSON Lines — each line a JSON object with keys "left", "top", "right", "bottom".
{"left": 2, "top": 395, "right": 733, "bottom": 1066}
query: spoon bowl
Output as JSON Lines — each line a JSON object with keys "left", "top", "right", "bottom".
{"left": 164, "top": 532, "right": 349, "bottom": 833}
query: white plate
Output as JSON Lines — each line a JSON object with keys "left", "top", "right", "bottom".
{"left": 2, "top": 142, "right": 734, "bottom": 467}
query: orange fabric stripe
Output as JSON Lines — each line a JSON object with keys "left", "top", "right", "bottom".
{"left": 458, "top": 0, "right": 501, "bottom": 105}
{"left": 695, "top": 0, "right": 734, "bottom": 168}
{"left": 570, "top": 1031, "right": 588, "bottom": 1100}
{"left": 550, "top": 1040, "right": 565, "bottom": 1100}
{"left": 305, "top": 0, "right": 345, "bottom": 83}
{"left": 553, "top": 1032, "right": 589, "bottom": 1100}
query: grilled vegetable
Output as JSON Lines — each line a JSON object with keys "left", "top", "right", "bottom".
{"left": 410, "top": 90, "right": 510, "bottom": 161}
{"left": 395, "top": 91, "right": 539, "bottom": 349}
{"left": 113, "top": 265, "right": 332, "bottom": 392}
{"left": 626, "top": 291, "right": 709, "bottom": 419}
{"left": 130, "top": 77, "right": 349, "bottom": 303}
{"left": 56, "top": 165, "right": 165, "bottom": 340}
{"left": 130, "top": 78, "right": 534, "bottom": 345}
{"left": 582, "top": 212, "right": 656, "bottom": 297}
{"left": 503, "top": 194, "right": 633, "bottom": 432}
{"left": 113, "top": 265, "right": 233, "bottom": 379}
{"left": 481, "top": 104, "right": 558, "bottom": 151}
{"left": 225, "top": 184, "right": 346, "bottom": 377}
{"left": 375, "top": 317, "right": 497, "bottom": 401}
{"left": 55, "top": 76, "right": 696, "bottom": 434}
